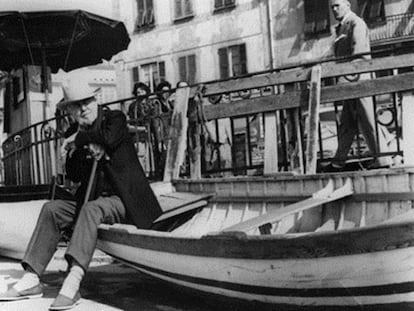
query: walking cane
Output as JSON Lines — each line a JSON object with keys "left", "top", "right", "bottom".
{"left": 83, "top": 158, "right": 98, "bottom": 205}
{"left": 83, "top": 105, "right": 103, "bottom": 205}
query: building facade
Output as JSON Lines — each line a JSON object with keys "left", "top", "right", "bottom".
{"left": 272, "top": 0, "right": 414, "bottom": 66}
{"left": 114, "top": 0, "right": 414, "bottom": 94}
{"left": 113, "top": 0, "right": 273, "bottom": 97}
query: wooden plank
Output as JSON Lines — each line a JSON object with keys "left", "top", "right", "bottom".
{"left": 158, "top": 192, "right": 212, "bottom": 212}
{"left": 153, "top": 200, "right": 208, "bottom": 223}
{"left": 209, "top": 191, "right": 414, "bottom": 204}
{"left": 321, "top": 53, "right": 414, "bottom": 80}
{"left": 190, "top": 54, "right": 414, "bottom": 97}
{"left": 203, "top": 91, "right": 305, "bottom": 121}
{"left": 305, "top": 65, "right": 321, "bottom": 174}
{"left": 293, "top": 109, "right": 304, "bottom": 173}
{"left": 402, "top": 92, "right": 414, "bottom": 165}
{"left": 222, "top": 179, "right": 354, "bottom": 233}
{"left": 150, "top": 181, "right": 175, "bottom": 196}
{"left": 264, "top": 111, "right": 278, "bottom": 174}
{"left": 163, "top": 86, "right": 190, "bottom": 182}
{"left": 321, "top": 72, "right": 414, "bottom": 103}
{"left": 202, "top": 72, "right": 414, "bottom": 121}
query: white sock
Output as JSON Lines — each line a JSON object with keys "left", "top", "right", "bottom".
{"left": 59, "top": 265, "right": 84, "bottom": 299}
{"left": 13, "top": 272, "right": 40, "bottom": 292}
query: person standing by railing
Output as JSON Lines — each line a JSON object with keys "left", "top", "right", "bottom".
{"left": 326, "top": 0, "right": 392, "bottom": 171}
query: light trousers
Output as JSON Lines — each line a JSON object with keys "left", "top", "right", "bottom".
{"left": 22, "top": 196, "right": 126, "bottom": 275}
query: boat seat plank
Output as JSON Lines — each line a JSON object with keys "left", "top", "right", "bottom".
{"left": 157, "top": 192, "right": 212, "bottom": 213}
{"left": 153, "top": 192, "right": 212, "bottom": 224}
{"left": 222, "top": 179, "right": 353, "bottom": 233}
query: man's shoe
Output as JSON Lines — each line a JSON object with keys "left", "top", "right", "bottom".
{"left": 0, "top": 284, "right": 43, "bottom": 301}
{"left": 49, "top": 291, "right": 81, "bottom": 310}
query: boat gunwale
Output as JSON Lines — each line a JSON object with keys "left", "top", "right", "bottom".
{"left": 98, "top": 219, "right": 414, "bottom": 259}
{"left": 172, "top": 166, "right": 414, "bottom": 184}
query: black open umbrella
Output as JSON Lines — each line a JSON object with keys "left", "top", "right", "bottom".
{"left": 0, "top": 10, "right": 131, "bottom": 73}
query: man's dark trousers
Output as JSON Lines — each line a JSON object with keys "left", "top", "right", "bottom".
{"left": 22, "top": 196, "right": 126, "bottom": 275}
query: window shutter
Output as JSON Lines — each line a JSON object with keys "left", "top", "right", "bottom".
{"left": 218, "top": 47, "right": 229, "bottom": 79}
{"left": 175, "top": 0, "right": 183, "bottom": 18}
{"left": 137, "top": 0, "right": 144, "bottom": 11}
{"left": 132, "top": 66, "right": 139, "bottom": 83}
{"left": 239, "top": 44, "right": 247, "bottom": 75}
{"left": 230, "top": 44, "right": 247, "bottom": 76}
{"left": 370, "top": 0, "right": 384, "bottom": 19}
{"left": 159, "top": 62, "right": 166, "bottom": 81}
{"left": 146, "top": 0, "right": 153, "bottom": 11}
{"left": 188, "top": 55, "right": 196, "bottom": 84}
{"left": 224, "top": 0, "right": 235, "bottom": 6}
{"left": 147, "top": 0, "right": 154, "bottom": 24}
{"left": 178, "top": 56, "right": 187, "bottom": 82}
{"left": 358, "top": 0, "right": 368, "bottom": 17}
{"left": 358, "top": 0, "right": 385, "bottom": 22}
{"left": 304, "top": 0, "right": 330, "bottom": 35}
{"left": 4, "top": 81, "right": 11, "bottom": 133}
{"left": 136, "top": 0, "right": 144, "bottom": 27}
{"left": 215, "top": 0, "right": 224, "bottom": 9}
{"left": 184, "top": 0, "right": 193, "bottom": 16}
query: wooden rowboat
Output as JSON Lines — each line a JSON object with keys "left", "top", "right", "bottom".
{"left": 0, "top": 182, "right": 208, "bottom": 260}
{"left": 97, "top": 168, "right": 414, "bottom": 310}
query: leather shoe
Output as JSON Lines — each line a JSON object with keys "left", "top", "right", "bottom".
{"left": 0, "top": 284, "right": 43, "bottom": 301}
{"left": 49, "top": 291, "right": 81, "bottom": 310}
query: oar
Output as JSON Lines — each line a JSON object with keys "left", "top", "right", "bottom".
{"left": 84, "top": 158, "right": 98, "bottom": 205}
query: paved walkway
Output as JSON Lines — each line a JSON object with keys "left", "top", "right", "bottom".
{"left": 0, "top": 248, "right": 264, "bottom": 311}
{"left": 0, "top": 249, "right": 216, "bottom": 311}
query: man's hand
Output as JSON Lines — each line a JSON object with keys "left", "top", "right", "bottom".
{"left": 88, "top": 143, "right": 106, "bottom": 161}
{"left": 60, "top": 132, "right": 77, "bottom": 159}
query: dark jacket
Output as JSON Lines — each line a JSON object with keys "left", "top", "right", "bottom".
{"left": 67, "top": 109, "right": 162, "bottom": 229}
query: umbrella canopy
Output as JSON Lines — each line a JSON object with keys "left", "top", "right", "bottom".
{"left": 0, "top": 10, "right": 131, "bottom": 73}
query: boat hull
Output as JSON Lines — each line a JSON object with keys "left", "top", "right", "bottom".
{"left": 0, "top": 184, "right": 74, "bottom": 259}
{"left": 97, "top": 223, "right": 414, "bottom": 309}
{"left": 0, "top": 200, "right": 46, "bottom": 259}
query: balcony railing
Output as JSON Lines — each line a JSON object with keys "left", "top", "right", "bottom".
{"left": 370, "top": 12, "right": 414, "bottom": 44}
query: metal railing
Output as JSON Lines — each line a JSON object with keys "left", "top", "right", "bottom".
{"left": 370, "top": 12, "right": 414, "bottom": 44}
{"left": 2, "top": 115, "right": 67, "bottom": 186}
{"left": 1, "top": 56, "right": 410, "bottom": 185}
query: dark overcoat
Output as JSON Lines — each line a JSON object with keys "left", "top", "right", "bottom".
{"left": 70, "top": 109, "right": 162, "bottom": 229}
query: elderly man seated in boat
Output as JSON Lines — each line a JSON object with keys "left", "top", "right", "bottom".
{"left": 0, "top": 79, "right": 162, "bottom": 310}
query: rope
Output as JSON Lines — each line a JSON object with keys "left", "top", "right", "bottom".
{"left": 19, "top": 15, "right": 35, "bottom": 66}
{"left": 63, "top": 12, "right": 81, "bottom": 71}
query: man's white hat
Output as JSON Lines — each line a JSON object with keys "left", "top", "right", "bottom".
{"left": 57, "top": 78, "right": 99, "bottom": 110}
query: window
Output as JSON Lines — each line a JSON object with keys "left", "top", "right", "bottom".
{"left": 178, "top": 55, "right": 196, "bottom": 85}
{"left": 303, "top": 0, "right": 330, "bottom": 37}
{"left": 218, "top": 44, "right": 247, "bottom": 79}
{"left": 174, "top": 0, "right": 193, "bottom": 20}
{"left": 358, "top": 0, "right": 385, "bottom": 24}
{"left": 136, "top": 0, "right": 155, "bottom": 31}
{"left": 141, "top": 62, "right": 166, "bottom": 92}
{"left": 214, "top": 0, "right": 236, "bottom": 11}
